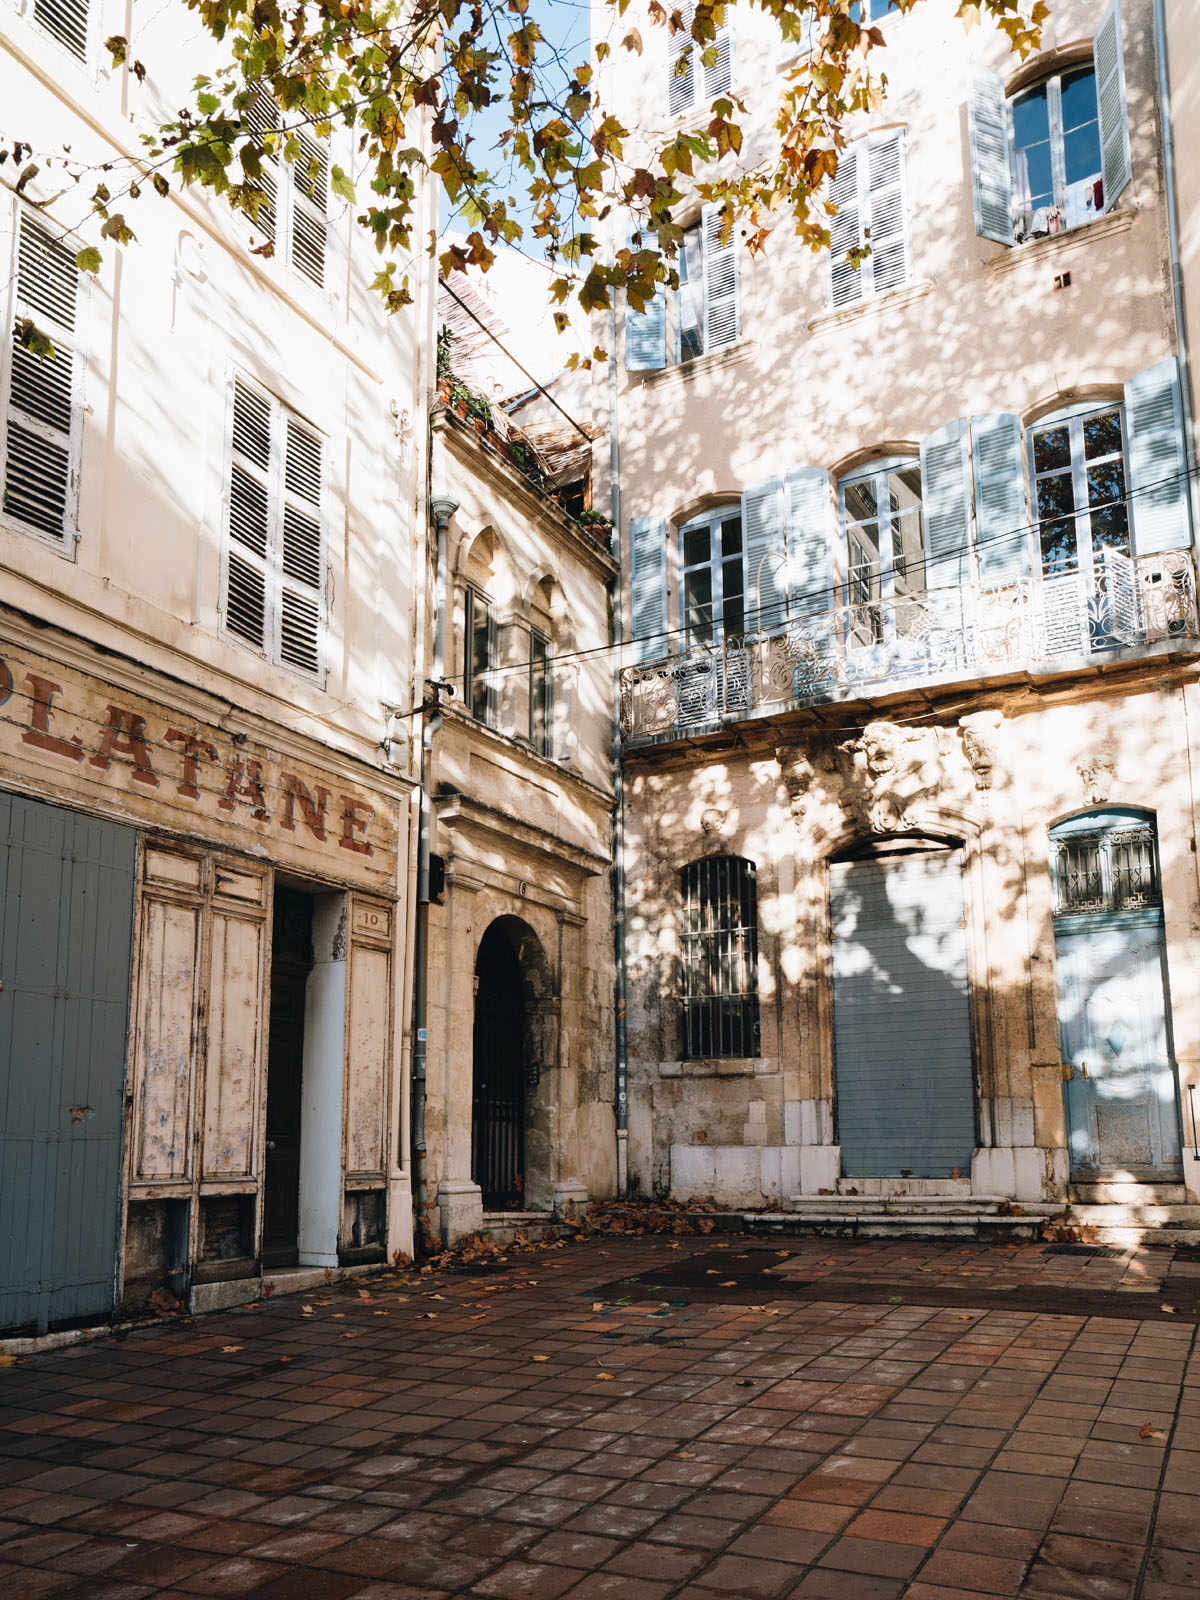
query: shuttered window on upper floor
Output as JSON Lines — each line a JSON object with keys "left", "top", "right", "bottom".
{"left": 223, "top": 375, "right": 327, "bottom": 680}
{"left": 829, "top": 130, "right": 909, "bottom": 310}
{"left": 245, "top": 86, "right": 329, "bottom": 290}
{"left": 667, "top": 0, "right": 732, "bottom": 117}
{"left": 2, "top": 210, "right": 86, "bottom": 547}
{"left": 625, "top": 205, "right": 739, "bottom": 373}
{"left": 31, "top": 0, "right": 89, "bottom": 60}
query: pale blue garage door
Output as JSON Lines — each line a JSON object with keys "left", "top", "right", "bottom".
{"left": 0, "top": 794, "right": 136, "bottom": 1335}
{"left": 830, "top": 851, "right": 976, "bottom": 1178}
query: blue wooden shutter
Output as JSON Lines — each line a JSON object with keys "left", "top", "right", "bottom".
{"left": 967, "top": 64, "right": 1013, "bottom": 245}
{"left": 1094, "top": 0, "right": 1131, "bottom": 211}
{"left": 703, "top": 203, "right": 739, "bottom": 352}
{"left": 920, "top": 419, "right": 971, "bottom": 589}
{"left": 866, "top": 132, "right": 907, "bottom": 295}
{"left": 785, "top": 467, "right": 833, "bottom": 619}
{"left": 829, "top": 143, "right": 862, "bottom": 308}
{"left": 1125, "top": 358, "right": 1191, "bottom": 555}
{"left": 630, "top": 514, "right": 668, "bottom": 663}
{"left": 971, "top": 413, "right": 1029, "bottom": 579}
{"left": 742, "top": 478, "right": 787, "bottom": 632}
{"left": 625, "top": 221, "right": 667, "bottom": 371}
{"left": 668, "top": 1, "right": 695, "bottom": 115}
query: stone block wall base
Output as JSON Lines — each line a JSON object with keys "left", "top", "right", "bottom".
{"left": 437, "top": 1180, "right": 484, "bottom": 1245}
{"left": 554, "top": 1183, "right": 590, "bottom": 1215}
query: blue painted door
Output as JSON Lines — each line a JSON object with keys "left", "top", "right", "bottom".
{"left": 1055, "top": 920, "right": 1181, "bottom": 1179}
{"left": 831, "top": 850, "right": 976, "bottom": 1178}
{"left": 0, "top": 794, "right": 137, "bottom": 1335}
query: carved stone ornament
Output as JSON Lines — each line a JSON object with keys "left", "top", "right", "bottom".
{"left": 1078, "top": 753, "right": 1116, "bottom": 805}
{"left": 958, "top": 709, "right": 1004, "bottom": 792}
{"left": 835, "top": 721, "right": 946, "bottom": 833}
{"left": 777, "top": 743, "right": 815, "bottom": 822}
{"left": 700, "top": 807, "right": 726, "bottom": 836}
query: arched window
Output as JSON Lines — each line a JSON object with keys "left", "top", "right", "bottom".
{"left": 1049, "top": 808, "right": 1161, "bottom": 918}
{"left": 680, "top": 856, "right": 759, "bottom": 1059}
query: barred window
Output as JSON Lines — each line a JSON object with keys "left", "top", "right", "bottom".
{"left": 1050, "top": 809, "right": 1161, "bottom": 918}
{"left": 680, "top": 855, "right": 760, "bottom": 1059}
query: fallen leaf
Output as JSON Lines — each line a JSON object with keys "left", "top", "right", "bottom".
{"left": 332, "top": 1313, "right": 345, "bottom": 1319}
{"left": 595, "top": 1372, "right": 615, "bottom": 1381}
{"left": 221, "top": 1345, "right": 243, "bottom": 1353}
{"left": 531, "top": 1354, "right": 550, "bottom": 1362}
{"left": 1161, "top": 1305, "right": 1177, "bottom": 1314}
{"left": 675, "top": 1450, "right": 696, "bottom": 1459}
{"left": 279, "top": 1355, "right": 292, "bottom": 1363}
{"left": 705, "top": 1269, "right": 719, "bottom": 1276}
{"left": 719, "top": 1281, "right": 737, "bottom": 1287}
{"left": 736, "top": 1378, "right": 755, "bottom": 1387}
{"left": 1140, "top": 1422, "right": 1164, "bottom": 1438}
{"left": 301, "top": 1305, "right": 315, "bottom": 1315}
{"left": 469, "top": 1314, "right": 487, "bottom": 1321}
{"left": 0, "top": 1353, "right": 25, "bottom": 1368}
{"left": 957, "top": 1315, "right": 974, "bottom": 1321}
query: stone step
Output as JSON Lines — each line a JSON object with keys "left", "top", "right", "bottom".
{"left": 1069, "top": 1183, "right": 1190, "bottom": 1206}
{"left": 478, "top": 1211, "right": 574, "bottom": 1246}
{"left": 1060, "top": 1203, "right": 1200, "bottom": 1248}
{"left": 739, "top": 1208, "right": 1051, "bottom": 1242}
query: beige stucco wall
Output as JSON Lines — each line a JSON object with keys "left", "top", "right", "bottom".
{"left": 423, "top": 414, "right": 618, "bottom": 1242}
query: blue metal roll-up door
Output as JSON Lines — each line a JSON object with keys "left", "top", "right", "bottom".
{"left": 0, "top": 793, "right": 137, "bottom": 1335}
{"left": 830, "top": 851, "right": 975, "bottom": 1178}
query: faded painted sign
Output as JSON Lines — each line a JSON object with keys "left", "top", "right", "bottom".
{"left": 0, "top": 636, "right": 400, "bottom": 889}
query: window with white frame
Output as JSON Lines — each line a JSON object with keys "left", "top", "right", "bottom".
{"left": 223, "top": 375, "right": 326, "bottom": 678}
{"left": 828, "top": 131, "right": 908, "bottom": 310}
{"left": 2, "top": 210, "right": 86, "bottom": 547}
{"left": 30, "top": 0, "right": 90, "bottom": 60}
{"left": 838, "top": 458, "right": 925, "bottom": 645}
{"left": 667, "top": 1, "right": 732, "bottom": 117}
{"left": 968, "top": 0, "right": 1130, "bottom": 248}
{"left": 1030, "top": 403, "right": 1129, "bottom": 579}
{"left": 245, "top": 86, "right": 330, "bottom": 289}
{"left": 463, "top": 585, "right": 496, "bottom": 725}
{"left": 529, "top": 628, "right": 552, "bottom": 755}
{"left": 680, "top": 855, "right": 760, "bottom": 1060}
{"left": 681, "top": 506, "right": 745, "bottom": 646}
{"left": 625, "top": 208, "right": 739, "bottom": 372}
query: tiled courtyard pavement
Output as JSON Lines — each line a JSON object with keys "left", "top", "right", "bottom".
{"left": 4, "top": 1235, "right": 1200, "bottom": 1600}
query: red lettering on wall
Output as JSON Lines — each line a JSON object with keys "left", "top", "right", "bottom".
{"left": 89, "top": 705, "right": 159, "bottom": 787}
{"left": 280, "top": 773, "right": 331, "bottom": 841}
{"left": 164, "top": 729, "right": 219, "bottom": 800}
{"left": 219, "top": 755, "right": 270, "bottom": 822}
{"left": 22, "top": 674, "right": 83, "bottom": 762}
{"left": 339, "top": 797, "right": 375, "bottom": 855}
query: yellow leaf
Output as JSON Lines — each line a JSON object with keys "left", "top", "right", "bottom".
{"left": 531, "top": 1353, "right": 550, "bottom": 1362}
{"left": 222, "top": 1345, "right": 243, "bottom": 1353}
{"left": 595, "top": 1372, "right": 615, "bottom": 1381}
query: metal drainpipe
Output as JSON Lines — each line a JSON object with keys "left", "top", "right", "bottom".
{"left": 1154, "top": 0, "right": 1200, "bottom": 534}
{"left": 607, "top": 276, "right": 629, "bottom": 1198}
{"left": 412, "top": 495, "right": 457, "bottom": 1249}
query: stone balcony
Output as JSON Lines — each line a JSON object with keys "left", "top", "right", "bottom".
{"left": 620, "top": 549, "right": 1200, "bottom": 745}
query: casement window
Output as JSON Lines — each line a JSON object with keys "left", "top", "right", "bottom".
{"left": 529, "top": 629, "right": 552, "bottom": 754}
{"left": 2, "top": 211, "right": 86, "bottom": 547}
{"left": 838, "top": 459, "right": 925, "bottom": 644}
{"left": 463, "top": 586, "right": 496, "bottom": 725}
{"left": 680, "top": 855, "right": 760, "bottom": 1060}
{"left": 1030, "top": 404, "right": 1129, "bottom": 580}
{"left": 968, "top": 0, "right": 1129, "bottom": 247}
{"left": 667, "top": 0, "right": 732, "bottom": 117}
{"left": 246, "top": 87, "right": 329, "bottom": 289}
{"left": 828, "top": 131, "right": 908, "bottom": 310}
{"left": 223, "top": 375, "right": 326, "bottom": 678}
{"left": 625, "top": 207, "right": 739, "bottom": 372}
{"left": 681, "top": 508, "right": 745, "bottom": 646}
{"left": 30, "top": 0, "right": 90, "bottom": 60}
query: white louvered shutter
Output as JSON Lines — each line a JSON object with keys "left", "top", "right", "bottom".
{"left": 971, "top": 414, "right": 1029, "bottom": 579}
{"left": 742, "top": 479, "right": 787, "bottom": 632}
{"left": 290, "top": 132, "right": 328, "bottom": 288}
{"left": 33, "top": 0, "right": 89, "bottom": 60}
{"left": 704, "top": 15, "right": 733, "bottom": 99}
{"left": 1125, "top": 359, "right": 1191, "bottom": 556}
{"left": 4, "top": 213, "right": 84, "bottom": 543}
{"left": 1094, "top": 0, "right": 1131, "bottom": 211}
{"left": 920, "top": 419, "right": 971, "bottom": 590}
{"left": 280, "top": 416, "right": 324, "bottom": 673}
{"left": 967, "top": 64, "right": 1013, "bottom": 245}
{"left": 785, "top": 468, "right": 833, "bottom": 618}
{"left": 703, "top": 204, "right": 739, "bottom": 352}
{"left": 625, "top": 222, "right": 667, "bottom": 371}
{"left": 224, "top": 377, "right": 326, "bottom": 677}
{"left": 828, "top": 144, "right": 862, "bottom": 309}
{"left": 668, "top": 2, "right": 696, "bottom": 115}
{"left": 866, "top": 132, "right": 907, "bottom": 295}
{"left": 630, "top": 514, "right": 668, "bottom": 664}
{"left": 246, "top": 87, "right": 280, "bottom": 252}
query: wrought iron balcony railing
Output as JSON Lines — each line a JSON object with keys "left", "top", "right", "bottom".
{"left": 620, "top": 549, "right": 1199, "bottom": 744}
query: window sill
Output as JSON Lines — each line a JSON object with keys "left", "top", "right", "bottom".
{"left": 987, "top": 207, "right": 1135, "bottom": 275}
{"left": 637, "top": 339, "right": 759, "bottom": 390}
{"left": 806, "top": 278, "right": 933, "bottom": 336}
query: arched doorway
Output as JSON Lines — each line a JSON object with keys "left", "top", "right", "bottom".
{"left": 472, "top": 918, "right": 555, "bottom": 1210}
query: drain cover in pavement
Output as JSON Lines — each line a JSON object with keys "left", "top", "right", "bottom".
{"left": 1045, "top": 1244, "right": 1127, "bottom": 1258}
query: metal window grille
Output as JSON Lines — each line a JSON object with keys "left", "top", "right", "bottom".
{"left": 680, "top": 856, "right": 760, "bottom": 1059}
{"left": 1051, "top": 819, "right": 1161, "bottom": 917}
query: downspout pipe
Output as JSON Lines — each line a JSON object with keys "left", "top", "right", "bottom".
{"left": 412, "top": 494, "right": 457, "bottom": 1250}
{"left": 1153, "top": 0, "right": 1200, "bottom": 535}
{"left": 607, "top": 280, "right": 629, "bottom": 1198}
